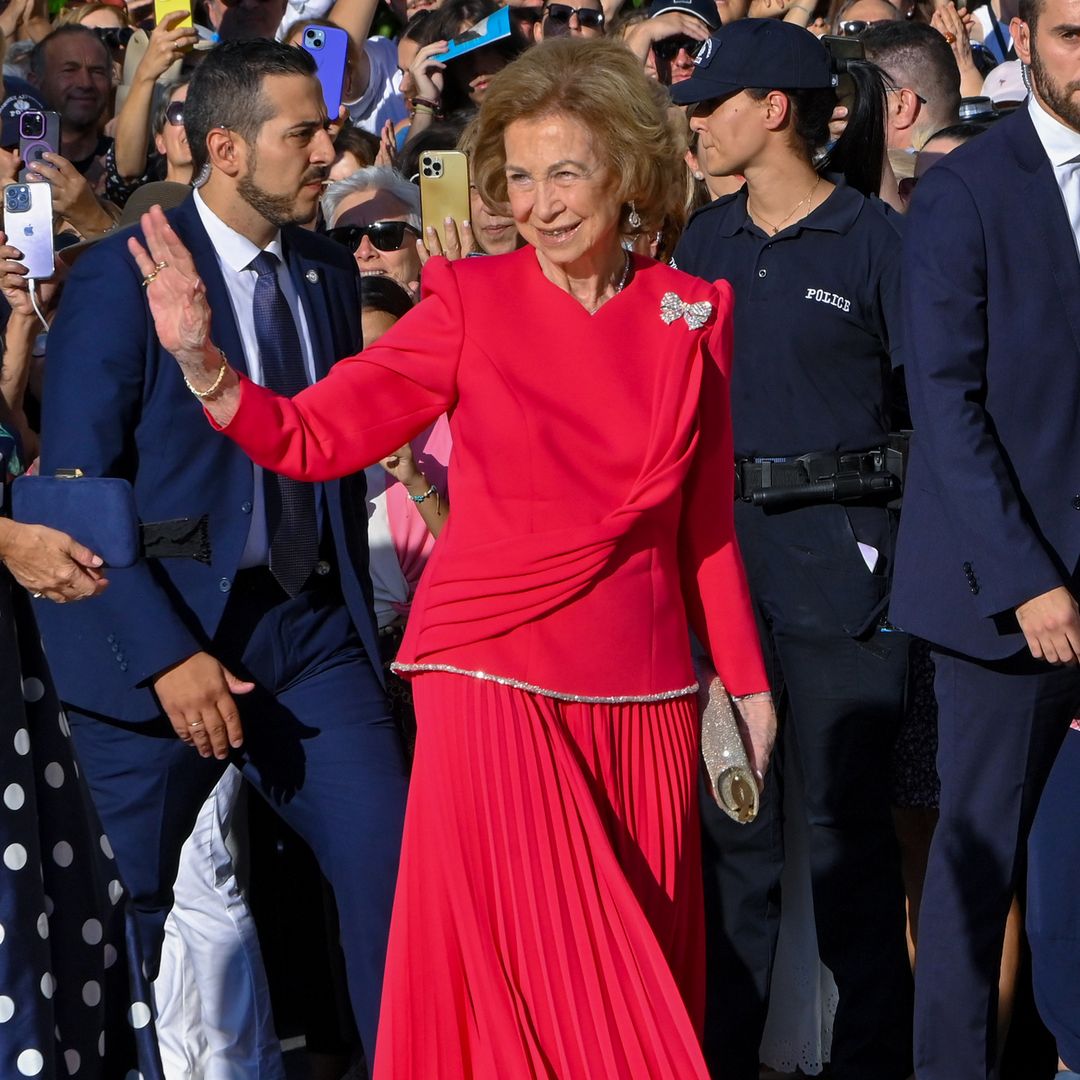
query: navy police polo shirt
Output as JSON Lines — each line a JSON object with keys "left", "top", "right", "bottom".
{"left": 673, "top": 182, "right": 904, "bottom": 460}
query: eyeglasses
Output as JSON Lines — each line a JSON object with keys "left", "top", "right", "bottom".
{"left": 165, "top": 100, "right": 184, "bottom": 127}
{"left": 653, "top": 34, "right": 705, "bottom": 60}
{"left": 836, "top": 18, "right": 892, "bottom": 35}
{"left": 885, "top": 84, "right": 928, "bottom": 105}
{"left": 327, "top": 221, "right": 421, "bottom": 252}
{"left": 544, "top": 4, "right": 605, "bottom": 29}
{"left": 92, "top": 26, "right": 136, "bottom": 48}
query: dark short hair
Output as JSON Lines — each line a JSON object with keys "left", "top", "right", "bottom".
{"left": 360, "top": 275, "right": 415, "bottom": 321}
{"left": 861, "top": 21, "right": 961, "bottom": 124}
{"left": 29, "top": 24, "right": 110, "bottom": 81}
{"left": 1018, "top": 0, "right": 1044, "bottom": 28}
{"left": 184, "top": 38, "right": 317, "bottom": 174}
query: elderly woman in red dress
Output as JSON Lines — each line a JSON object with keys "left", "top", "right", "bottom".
{"left": 131, "top": 36, "right": 776, "bottom": 1079}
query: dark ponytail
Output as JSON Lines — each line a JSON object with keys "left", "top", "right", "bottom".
{"left": 746, "top": 57, "right": 888, "bottom": 198}
{"left": 819, "top": 58, "right": 888, "bottom": 197}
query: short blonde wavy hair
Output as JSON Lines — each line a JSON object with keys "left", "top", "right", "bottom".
{"left": 470, "top": 37, "right": 687, "bottom": 234}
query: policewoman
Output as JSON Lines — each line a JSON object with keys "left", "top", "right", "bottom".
{"left": 671, "top": 21, "right": 913, "bottom": 1080}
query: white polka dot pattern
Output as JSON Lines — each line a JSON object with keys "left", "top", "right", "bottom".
{"left": 16, "top": 1047, "right": 43, "bottom": 1075}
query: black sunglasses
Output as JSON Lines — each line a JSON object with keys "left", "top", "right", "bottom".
{"left": 544, "top": 3, "right": 604, "bottom": 29}
{"left": 327, "top": 221, "right": 421, "bottom": 252}
{"left": 165, "top": 100, "right": 184, "bottom": 127}
{"left": 653, "top": 34, "right": 704, "bottom": 60}
{"left": 93, "top": 26, "right": 136, "bottom": 48}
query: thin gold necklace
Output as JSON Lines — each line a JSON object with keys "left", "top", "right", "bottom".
{"left": 749, "top": 176, "right": 821, "bottom": 236}
{"left": 584, "top": 249, "right": 632, "bottom": 314}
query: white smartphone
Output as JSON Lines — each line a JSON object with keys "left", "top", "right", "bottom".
{"left": 4, "top": 182, "right": 53, "bottom": 280}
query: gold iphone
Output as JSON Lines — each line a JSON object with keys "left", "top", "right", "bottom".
{"left": 418, "top": 151, "right": 471, "bottom": 250}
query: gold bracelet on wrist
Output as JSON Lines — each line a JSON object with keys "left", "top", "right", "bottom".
{"left": 183, "top": 347, "right": 230, "bottom": 400}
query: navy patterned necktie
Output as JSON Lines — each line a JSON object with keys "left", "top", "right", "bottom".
{"left": 249, "top": 251, "right": 318, "bottom": 597}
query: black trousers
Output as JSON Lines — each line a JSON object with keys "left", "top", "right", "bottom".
{"left": 702, "top": 501, "right": 913, "bottom": 1080}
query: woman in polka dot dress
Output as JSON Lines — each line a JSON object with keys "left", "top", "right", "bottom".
{"left": 0, "top": 421, "right": 162, "bottom": 1079}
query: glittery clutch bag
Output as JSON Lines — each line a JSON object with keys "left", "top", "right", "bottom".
{"left": 696, "top": 660, "right": 760, "bottom": 825}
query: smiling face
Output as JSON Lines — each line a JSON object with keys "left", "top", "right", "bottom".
{"left": 155, "top": 82, "right": 191, "bottom": 176}
{"left": 503, "top": 111, "right": 620, "bottom": 271}
{"left": 331, "top": 188, "right": 422, "bottom": 287}
{"left": 34, "top": 31, "right": 112, "bottom": 136}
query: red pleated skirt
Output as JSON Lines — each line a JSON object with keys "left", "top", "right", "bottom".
{"left": 373, "top": 671, "right": 709, "bottom": 1079}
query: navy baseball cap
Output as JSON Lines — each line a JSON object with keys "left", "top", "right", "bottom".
{"left": 670, "top": 18, "right": 836, "bottom": 106}
{"left": 646, "top": 0, "right": 720, "bottom": 31}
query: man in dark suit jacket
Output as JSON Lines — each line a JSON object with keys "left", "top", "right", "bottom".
{"left": 891, "top": 0, "right": 1080, "bottom": 1071}
{"left": 33, "top": 39, "right": 407, "bottom": 1063}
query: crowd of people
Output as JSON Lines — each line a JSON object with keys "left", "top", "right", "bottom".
{"left": 0, "top": 0, "right": 1076, "bottom": 1075}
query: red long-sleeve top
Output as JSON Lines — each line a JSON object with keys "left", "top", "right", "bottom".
{"left": 214, "top": 249, "right": 769, "bottom": 700}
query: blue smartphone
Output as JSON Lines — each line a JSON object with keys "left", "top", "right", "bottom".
{"left": 300, "top": 24, "right": 349, "bottom": 117}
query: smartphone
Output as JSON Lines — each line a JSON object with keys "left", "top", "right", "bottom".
{"left": 4, "top": 183, "right": 54, "bottom": 280}
{"left": 821, "top": 34, "right": 865, "bottom": 62}
{"left": 300, "top": 24, "right": 349, "bottom": 116}
{"left": 18, "top": 110, "right": 61, "bottom": 180}
{"left": 154, "top": 0, "right": 192, "bottom": 31}
{"left": 418, "top": 151, "right": 471, "bottom": 250}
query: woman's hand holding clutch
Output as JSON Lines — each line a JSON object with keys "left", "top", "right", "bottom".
{"left": 732, "top": 691, "right": 778, "bottom": 790}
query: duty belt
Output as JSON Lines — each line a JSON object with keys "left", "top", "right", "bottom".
{"left": 735, "top": 447, "right": 902, "bottom": 510}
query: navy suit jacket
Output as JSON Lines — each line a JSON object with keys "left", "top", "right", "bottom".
{"left": 36, "top": 195, "right": 381, "bottom": 722}
{"left": 890, "top": 106, "right": 1080, "bottom": 660}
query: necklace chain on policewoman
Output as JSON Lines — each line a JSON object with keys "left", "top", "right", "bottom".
{"left": 750, "top": 175, "right": 822, "bottom": 236}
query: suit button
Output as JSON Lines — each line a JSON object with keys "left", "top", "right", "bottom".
{"left": 1072, "top": 496, "right": 1080, "bottom": 510}
{"left": 962, "top": 561, "right": 973, "bottom": 572}
{"left": 111, "top": 643, "right": 119, "bottom": 653}
{"left": 971, "top": 584, "right": 980, "bottom": 594}
{"left": 120, "top": 662, "right": 128, "bottom": 672}
{"left": 241, "top": 501, "right": 252, "bottom": 514}
{"left": 757, "top": 268, "right": 767, "bottom": 279}
{"left": 107, "top": 634, "right": 115, "bottom": 644}
{"left": 219, "top": 578, "right": 231, "bottom": 593}
{"left": 315, "top": 560, "right": 331, "bottom": 576}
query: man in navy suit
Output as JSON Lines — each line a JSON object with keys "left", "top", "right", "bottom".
{"left": 33, "top": 39, "right": 407, "bottom": 1064}
{"left": 891, "top": 0, "right": 1080, "bottom": 1071}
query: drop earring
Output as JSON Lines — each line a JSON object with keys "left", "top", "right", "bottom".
{"left": 628, "top": 202, "right": 642, "bottom": 230}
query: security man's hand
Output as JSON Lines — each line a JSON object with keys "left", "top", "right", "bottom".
{"left": 1016, "top": 585, "right": 1080, "bottom": 666}
{"left": 153, "top": 651, "right": 254, "bottom": 758}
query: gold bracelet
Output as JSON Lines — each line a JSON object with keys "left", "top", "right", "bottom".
{"left": 183, "top": 348, "right": 229, "bottom": 399}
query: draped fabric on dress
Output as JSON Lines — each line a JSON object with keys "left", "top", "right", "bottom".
{"left": 212, "top": 248, "right": 771, "bottom": 1077}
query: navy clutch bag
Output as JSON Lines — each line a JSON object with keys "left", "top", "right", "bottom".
{"left": 12, "top": 474, "right": 210, "bottom": 568}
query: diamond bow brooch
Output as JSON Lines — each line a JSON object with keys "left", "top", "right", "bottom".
{"left": 660, "top": 292, "right": 713, "bottom": 330}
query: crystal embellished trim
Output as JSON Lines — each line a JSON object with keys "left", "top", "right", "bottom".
{"left": 390, "top": 662, "right": 698, "bottom": 704}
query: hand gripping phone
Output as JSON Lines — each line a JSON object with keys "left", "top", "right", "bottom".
{"left": 19, "top": 110, "right": 61, "bottom": 180}
{"left": 418, "top": 150, "right": 471, "bottom": 250}
{"left": 4, "top": 182, "right": 54, "bottom": 280}
{"left": 300, "top": 24, "right": 350, "bottom": 116}
{"left": 154, "top": 0, "right": 193, "bottom": 31}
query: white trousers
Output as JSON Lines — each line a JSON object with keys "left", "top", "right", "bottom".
{"left": 153, "top": 766, "right": 285, "bottom": 1080}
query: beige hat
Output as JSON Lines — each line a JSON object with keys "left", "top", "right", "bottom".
{"left": 59, "top": 180, "right": 191, "bottom": 267}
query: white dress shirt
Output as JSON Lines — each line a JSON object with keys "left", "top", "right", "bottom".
{"left": 1028, "top": 93, "right": 1080, "bottom": 264}
{"left": 193, "top": 190, "right": 322, "bottom": 568}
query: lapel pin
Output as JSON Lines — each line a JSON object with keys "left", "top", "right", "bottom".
{"left": 305, "top": 268, "right": 320, "bottom": 284}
